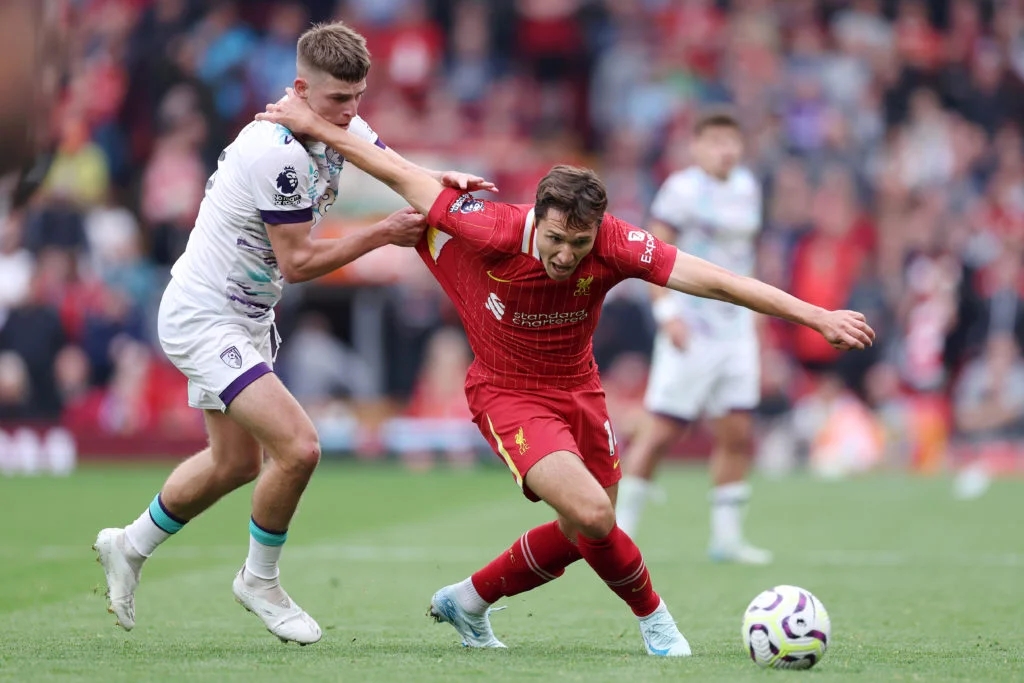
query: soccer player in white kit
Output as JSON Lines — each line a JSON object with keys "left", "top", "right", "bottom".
{"left": 616, "top": 113, "right": 772, "bottom": 564}
{"left": 92, "top": 22, "right": 495, "bottom": 643}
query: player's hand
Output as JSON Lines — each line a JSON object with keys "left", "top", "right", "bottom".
{"left": 661, "top": 318, "right": 690, "bottom": 351}
{"left": 379, "top": 206, "right": 427, "bottom": 247}
{"left": 440, "top": 171, "right": 499, "bottom": 193}
{"left": 817, "top": 310, "right": 876, "bottom": 351}
{"left": 257, "top": 87, "right": 323, "bottom": 137}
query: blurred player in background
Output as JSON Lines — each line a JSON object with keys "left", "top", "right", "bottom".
{"left": 616, "top": 113, "right": 771, "bottom": 564}
{"left": 257, "top": 92, "right": 874, "bottom": 655}
{"left": 93, "top": 22, "right": 493, "bottom": 645}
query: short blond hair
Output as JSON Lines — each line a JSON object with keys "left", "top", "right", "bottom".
{"left": 297, "top": 21, "right": 371, "bottom": 82}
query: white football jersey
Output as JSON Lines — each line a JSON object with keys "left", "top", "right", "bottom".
{"left": 170, "top": 117, "right": 382, "bottom": 324}
{"left": 649, "top": 165, "right": 762, "bottom": 339}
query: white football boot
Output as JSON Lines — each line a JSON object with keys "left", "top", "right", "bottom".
{"left": 708, "top": 541, "right": 774, "bottom": 565}
{"left": 232, "top": 565, "right": 322, "bottom": 645}
{"left": 638, "top": 600, "right": 692, "bottom": 656}
{"left": 93, "top": 528, "right": 144, "bottom": 631}
{"left": 428, "top": 583, "right": 506, "bottom": 648}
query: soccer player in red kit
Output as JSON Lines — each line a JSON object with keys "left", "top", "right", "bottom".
{"left": 257, "top": 91, "right": 875, "bottom": 656}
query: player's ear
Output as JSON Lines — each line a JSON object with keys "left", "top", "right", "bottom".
{"left": 293, "top": 77, "right": 309, "bottom": 98}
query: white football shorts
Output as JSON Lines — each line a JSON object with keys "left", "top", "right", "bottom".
{"left": 643, "top": 333, "right": 760, "bottom": 421}
{"left": 157, "top": 278, "right": 280, "bottom": 411}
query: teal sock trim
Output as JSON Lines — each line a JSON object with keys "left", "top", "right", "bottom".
{"left": 148, "top": 494, "right": 186, "bottom": 534}
{"left": 249, "top": 517, "right": 287, "bottom": 547}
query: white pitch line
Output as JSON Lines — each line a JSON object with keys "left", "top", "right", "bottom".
{"left": 11, "top": 545, "right": 1024, "bottom": 567}
{"left": 17, "top": 544, "right": 486, "bottom": 563}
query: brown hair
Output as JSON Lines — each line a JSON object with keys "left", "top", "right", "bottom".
{"left": 297, "top": 21, "right": 371, "bottom": 82}
{"left": 694, "top": 110, "right": 742, "bottom": 136}
{"left": 535, "top": 165, "right": 608, "bottom": 232}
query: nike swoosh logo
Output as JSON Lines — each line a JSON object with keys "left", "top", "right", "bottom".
{"left": 631, "top": 577, "right": 649, "bottom": 593}
{"left": 486, "top": 270, "right": 514, "bottom": 283}
{"left": 441, "top": 597, "right": 481, "bottom": 637}
{"left": 612, "top": 459, "right": 620, "bottom": 469}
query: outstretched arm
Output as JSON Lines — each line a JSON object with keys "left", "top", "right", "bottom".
{"left": 257, "top": 89, "right": 444, "bottom": 216}
{"left": 665, "top": 249, "right": 875, "bottom": 350}
{"left": 384, "top": 147, "right": 498, "bottom": 194}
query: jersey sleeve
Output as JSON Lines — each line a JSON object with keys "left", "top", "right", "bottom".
{"left": 648, "top": 171, "right": 696, "bottom": 231}
{"left": 250, "top": 141, "right": 315, "bottom": 225}
{"left": 603, "top": 216, "right": 677, "bottom": 286}
{"left": 348, "top": 115, "right": 387, "bottom": 150}
{"left": 426, "top": 187, "right": 523, "bottom": 254}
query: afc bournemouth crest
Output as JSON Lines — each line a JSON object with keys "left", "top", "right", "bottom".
{"left": 220, "top": 346, "right": 243, "bottom": 369}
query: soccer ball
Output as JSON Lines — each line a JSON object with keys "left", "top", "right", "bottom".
{"left": 742, "top": 585, "right": 831, "bottom": 670}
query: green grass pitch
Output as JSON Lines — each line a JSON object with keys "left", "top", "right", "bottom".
{"left": 1, "top": 462, "right": 1022, "bottom": 682}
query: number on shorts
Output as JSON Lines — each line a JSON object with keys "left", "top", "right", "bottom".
{"left": 603, "top": 419, "right": 616, "bottom": 457}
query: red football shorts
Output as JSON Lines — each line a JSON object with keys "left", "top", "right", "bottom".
{"left": 466, "top": 375, "right": 621, "bottom": 501}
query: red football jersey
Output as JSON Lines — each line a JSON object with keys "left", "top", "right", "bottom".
{"left": 418, "top": 187, "right": 677, "bottom": 391}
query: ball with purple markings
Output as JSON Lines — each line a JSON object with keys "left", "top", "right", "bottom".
{"left": 742, "top": 585, "right": 831, "bottom": 670}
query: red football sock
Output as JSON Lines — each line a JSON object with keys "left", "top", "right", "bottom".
{"left": 471, "top": 521, "right": 583, "bottom": 604}
{"left": 577, "top": 524, "right": 660, "bottom": 617}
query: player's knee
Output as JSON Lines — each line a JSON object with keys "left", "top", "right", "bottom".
{"left": 571, "top": 497, "right": 616, "bottom": 538}
{"left": 280, "top": 435, "right": 321, "bottom": 477}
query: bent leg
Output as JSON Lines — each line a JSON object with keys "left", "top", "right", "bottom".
{"left": 99, "top": 409, "right": 264, "bottom": 631}
{"left": 226, "top": 372, "right": 321, "bottom": 534}
{"left": 222, "top": 373, "right": 323, "bottom": 644}
{"left": 469, "top": 519, "right": 582, "bottom": 605}
{"left": 525, "top": 451, "right": 659, "bottom": 617}
{"left": 527, "top": 451, "right": 691, "bottom": 656}
{"left": 162, "top": 410, "right": 265, "bottom": 516}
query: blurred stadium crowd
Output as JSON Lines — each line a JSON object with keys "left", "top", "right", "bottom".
{"left": 2, "top": 0, "right": 1024, "bottom": 473}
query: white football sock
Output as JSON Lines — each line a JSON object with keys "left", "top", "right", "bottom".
{"left": 616, "top": 475, "right": 652, "bottom": 538}
{"left": 454, "top": 577, "right": 490, "bottom": 614}
{"left": 124, "top": 510, "right": 171, "bottom": 558}
{"left": 245, "top": 535, "right": 284, "bottom": 581}
{"left": 710, "top": 481, "right": 751, "bottom": 549}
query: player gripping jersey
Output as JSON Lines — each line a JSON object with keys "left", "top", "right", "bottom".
{"left": 161, "top": 116, "right": 382, "bottom": 410}
{"left": 257, "top": 91, "right": 875, "bottom": 656}
{"left": 93, "top": 21, "right": 493, "bottom": 646}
